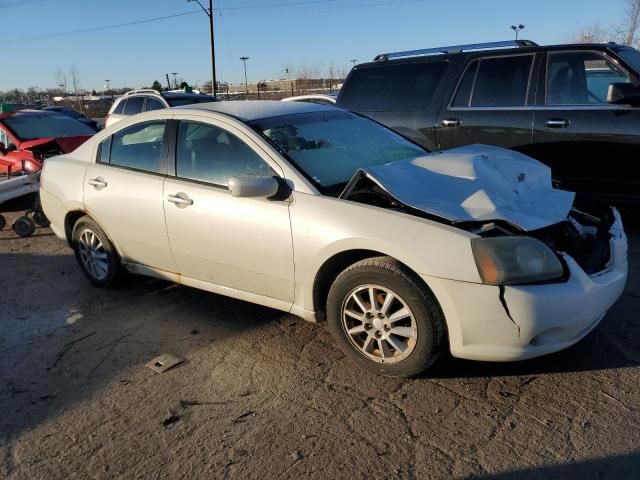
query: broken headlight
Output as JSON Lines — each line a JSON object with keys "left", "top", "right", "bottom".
{"left": 471, "top": 237, "right": 564, "bottom": 285}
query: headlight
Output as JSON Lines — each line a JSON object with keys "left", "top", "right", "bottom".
{"left": 471, "top": 236, "right": 564, "bottom": 285}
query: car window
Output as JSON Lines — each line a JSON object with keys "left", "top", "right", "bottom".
{"left": 253, "top": 110, "right": 426, "bottom": 191}
{"left": 97, "top": 136, "right": 112, "bottom": 163}
{"left": 470, "top": 55, "right": 533, "bottom": 107}
{"left": 614, "top": 47, "right": 640, "bottom": 75}
{"left": 0, "top": 127, "right": 11, "bottom": 148}
{"left": 176, "top": 121, "right": 272, "bottom": 186}
{"left": 113, "top": 100, "right": 126, "bottom": 114}
{"left": 547, "top": 51, "right": 632, "bottom": 105}
{"left": 339, "top": 61, "right": 447, "bottom": 111}
{"left": 145, "top": 97, "right": 165, "bottom": 111}
{"left": 452, "top": 60, "right": 479, "bottom": 107}
{"left": 2, "top": 114, "right": 95, "bottom": 140}
{"left": 123, "top": 96, "right": 144, "bottom": 115}
{"left": 167, "top": 96, "right": 216, "bottom": 107}
{"left": 109, "top": 121, "right": 166, "bottom": 173}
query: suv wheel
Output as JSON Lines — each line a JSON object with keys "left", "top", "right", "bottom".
{"left": 72, "top": 217, "right": 121, "bottom": 287}
{"left": 327, "top": 256, "right": 445, "bottom": 377}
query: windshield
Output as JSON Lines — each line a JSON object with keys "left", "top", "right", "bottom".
{"left": 615, "top": 47, "right": 640, "bottom": 76}
{"left": 167, "top": 96, "right": 216, "bottom": 107}
{"left": 251, "top": 110, "right": 426, "bottom": 191}
{"left": 3, "top": 114, "right": 95, "bottom": 141}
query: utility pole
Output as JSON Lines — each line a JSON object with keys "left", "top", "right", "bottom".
{"left": 188, "top": 0, "right": 217, "bottom": 96}
{"left": 511, "top": 24, "right": 525, "bottom": 40}
{"left": 104, "top": 79, "right": 110, "bottom": 100}
{"left": 171, "top": 72, "right": 179, "bottom": 89}
{"left": 240, "top": 56, "right": 249, "bottom": 95}
{"left": 165, "top": 73, "right": 171, "bottom": 90}
{"left": 285, "top": 68, "right": 293, "bottom": 96}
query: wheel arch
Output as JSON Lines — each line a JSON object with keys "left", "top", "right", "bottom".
{"left": 311, "top": 249, "right": 446, "bottom": 327}
{"left": 64, "top": 210, "right": 88, "bottom": 245}
{"left": 64, "top": 211, "right": 123, "bottom": 259}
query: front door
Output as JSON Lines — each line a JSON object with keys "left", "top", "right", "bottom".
{"left": 532, "top": 50, "right": 640, "bottom": 198}
{"left": 163, "top": 118, "right": 295, "bottom": 303}
{"left": 83, "top": 120, "right": 177, "bottom": 272}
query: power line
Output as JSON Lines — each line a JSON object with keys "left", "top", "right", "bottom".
{"left": 0, "top": 10, "right": 200, "bottom": 45}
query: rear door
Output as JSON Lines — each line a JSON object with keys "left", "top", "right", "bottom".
{"left": 163, "top": 117, "right": 295, "bottom": 303}
{"left": 531, "top": 50, "right": 640, "bottom": 198}
{"left": 338, "top": 60, "right": 448, "bottom": 150}
{"left": 84, "top": 120, "right": 177, "bottom": 272}
{"left": 436, "top": 53, "right": 537, "bottom": 152}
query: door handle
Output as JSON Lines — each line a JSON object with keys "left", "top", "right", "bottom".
{"left": 88, "top": 177, "right": 107, "bottom": 189}
{"left": 167, "top": 193, "right": 193, "bottom": 207}
{"left": 441, "top": 118, "right": 461, "bottom": 128}
{"left": 545, "top": 118, "right": 570, "bottom": 128}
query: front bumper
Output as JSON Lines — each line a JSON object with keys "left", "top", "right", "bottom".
{"left": 424, "top": 209, "right": 628, "bottom": 362}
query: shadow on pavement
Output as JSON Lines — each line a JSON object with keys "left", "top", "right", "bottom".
{"left": 476, "top": 452, "right": 640, "bottom": 479}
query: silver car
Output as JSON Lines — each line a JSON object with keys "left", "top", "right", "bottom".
{"left": 40, "top": 101, "right": 627, "bottom": 376}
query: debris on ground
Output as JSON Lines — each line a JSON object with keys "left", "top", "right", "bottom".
{"left": 145, "top": 353, "right": 184, "bottom": 373}
{"left": 289, "top": 450, "right": 304, "bottom": 462}
{"left": 162, "top": 412, "right": 181, "bottom": 427}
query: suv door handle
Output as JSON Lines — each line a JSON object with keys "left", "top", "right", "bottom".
{"left": 545, "top": 118, "right": 570, "bottom": 128}
{"left": 167, "top": 192, "right": 193, "bottom": 207}
{"left": 441, "top": 118, "right": 461, "bottom": 128}
{"left": 88, "top": 177, "right": 108, "bottom": 189}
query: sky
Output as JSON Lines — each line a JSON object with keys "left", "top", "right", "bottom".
{"left": 0, "top": 0, "right": 622, "bottom": 91}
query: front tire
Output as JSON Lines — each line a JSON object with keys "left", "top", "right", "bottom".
{"left": 327, "top": 257, "right": 445, "bottom": 377}
{"left": 72, "top": 217, "right": 121, "bottom": 287}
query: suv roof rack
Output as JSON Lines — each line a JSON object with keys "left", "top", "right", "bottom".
{"left": 124, "top": 89, "right": 161, "bottom": 96}
{"left": 373, "top": 40, "right": 538, "bottom": 62}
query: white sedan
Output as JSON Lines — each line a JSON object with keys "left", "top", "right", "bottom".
{"left": 40, "top": 101, "right": 628, "bottom": 376}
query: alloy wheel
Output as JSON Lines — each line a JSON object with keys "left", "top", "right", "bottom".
{"left": 341, "top": 284, "right": 417, "bottom": 364}
{"left": 78, "top": 228, "right": 109, "bottom": 281}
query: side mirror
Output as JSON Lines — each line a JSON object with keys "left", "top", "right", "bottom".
{"left": 608, "top": 82, "right": 640, "bottom": 106}
{"left": 228, "top": 175, "right": 280, "bottom": 198}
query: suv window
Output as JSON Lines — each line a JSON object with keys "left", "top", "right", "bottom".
{"left": 113, "top": 100, "right": 126, "bottom": 114}
{"left": 339, "top": 61, "right": 447, "bottom": 111}
{"left": 547, "top": 51, "right": 632, "bottom": 105}
{"left": 469, "top": 55, "right": 534, "bottom": 107}
{"left": 145, "top": 97, "right": 165, "bottom": 111}
{"left": 176, "top": 121, "right": 272, "bottom": 186}
{"left": 108, "top": 121, "right": 166, "bottom": 173}
{"left": 123, "top": 96, "right": 145, "bottom": 115}
{"left": 452, "top": 60, "right": 479, "bottom": 107}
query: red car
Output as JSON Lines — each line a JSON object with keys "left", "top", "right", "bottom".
{"left": 0, "top": 109, "right": 95, "bottom": 174}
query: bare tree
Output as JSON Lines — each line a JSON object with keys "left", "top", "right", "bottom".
{"left": 569, "top": 22, "right": 609, "bottom": 43}
{"left": 69, "top": 64, "right": 85, "bottom": 113}
{"left": 615, "top": 0, "right": 640, "bottom": 46}
{"left": 55, "top": 68, "right": 68, "bottom": 97}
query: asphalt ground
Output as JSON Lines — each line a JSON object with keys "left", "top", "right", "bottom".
{"left": 1, "top": 200, "right": 639, "bottom": 479}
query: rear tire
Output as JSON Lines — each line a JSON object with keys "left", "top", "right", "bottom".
{"left": 72, "top": 217, "right": 121, "bottom": 287}
{"left": 0, "top": 214, "right": 5, "bottom": 231}
{"left": 327, "top": 256, "right": 445, "bottom": 377}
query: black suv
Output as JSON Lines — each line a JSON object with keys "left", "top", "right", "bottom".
{"left": 337, "top": 40, "right": 640, "bottom": 202}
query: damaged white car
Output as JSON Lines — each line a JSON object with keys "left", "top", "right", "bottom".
{"left": 40, "top": 101, "right": 628, "bottom": 376}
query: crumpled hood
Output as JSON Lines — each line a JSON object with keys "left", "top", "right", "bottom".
{"left": 18, "top": 135, "right": 92, "bottom": 153}
{"left": 341, "top": 144, "right": 575, "bottom": 231}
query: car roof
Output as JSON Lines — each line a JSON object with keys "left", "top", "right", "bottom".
{"left": 0, "top": 109, "right": 59, "bottom": 120}
{"left": 355, "top": 42, "right": 623, "bottom": 69}
{"left": 161, "top": 92, "right": 214, "bottom": 99}
{"left": 177, "top": 100, "right": 336, "bottom": 122}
